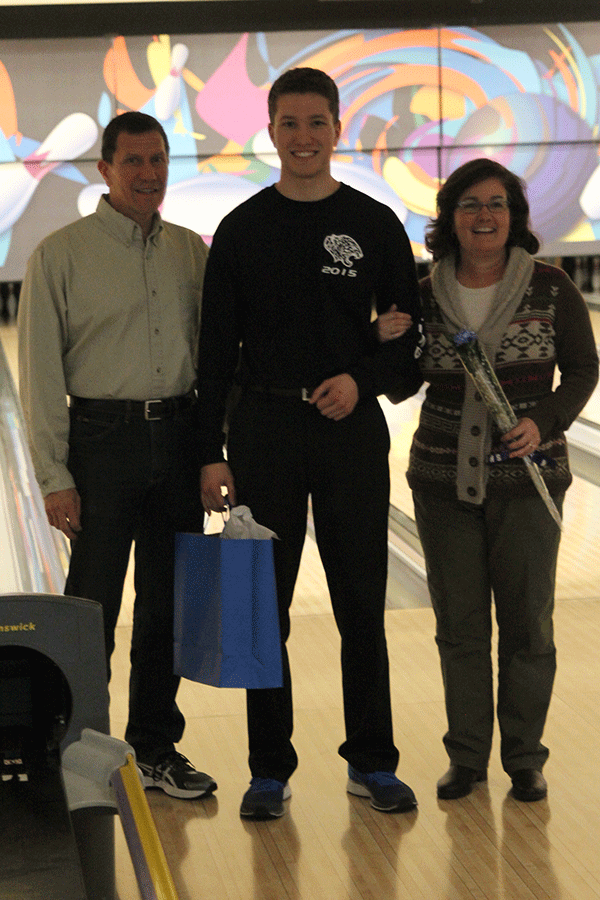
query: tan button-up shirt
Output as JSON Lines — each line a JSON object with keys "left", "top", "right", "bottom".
{"left": 18, "top": 196, "right": 208, "bottom": 496}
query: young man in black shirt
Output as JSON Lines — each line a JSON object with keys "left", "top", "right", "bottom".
{"left": 197, "top": 67, "right": 422, "bottom": 819}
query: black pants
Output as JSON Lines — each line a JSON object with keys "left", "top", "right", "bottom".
{"left": 227, "top": 392, "right": 399, "bottom": 782}
{"left": 64, "top": 403, "right": 205, "bottom": 761}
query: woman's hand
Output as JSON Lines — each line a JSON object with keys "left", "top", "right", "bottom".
{"left": 503, "top": 417, "right": 541, "bottom": 458}
{"left": 375, "top": 305, "right": 413, "bottom": 343}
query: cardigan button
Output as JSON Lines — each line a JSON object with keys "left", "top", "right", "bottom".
{"left": 469, "top": 456, "right": 478, "bottom": 467}
{"left": 471, "top": 425, "right": 481, "bottom": 436}
{"left": 467, "top": 486, "right": 477, "bottom": 497}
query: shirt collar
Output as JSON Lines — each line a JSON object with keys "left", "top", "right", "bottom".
{"left": 95, "top": 195, "right": 164, "bottom": 245}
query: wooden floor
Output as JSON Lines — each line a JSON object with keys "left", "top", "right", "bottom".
{"left": 2, "top": 321, "right": 600, "bottom": 899}
{"left": 109, "top": 531, "right": 600, "bottom": 900}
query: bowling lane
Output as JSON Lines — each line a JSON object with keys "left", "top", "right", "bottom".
{"left": 581, "top": 306, "right": 600, "bottom": 424}
{"left": 0, "top": 325, "right": 68, "bottom": 592}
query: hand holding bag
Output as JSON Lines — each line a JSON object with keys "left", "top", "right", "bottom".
{"left": 173, "top": 507, "right": 282, "bottom": 689}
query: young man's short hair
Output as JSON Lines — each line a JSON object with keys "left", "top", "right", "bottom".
{"left": 268, "top": 68, "right": 340, "bottom": 123}
{"left": 101, "top": 111, "right": 170, "bottom": 163}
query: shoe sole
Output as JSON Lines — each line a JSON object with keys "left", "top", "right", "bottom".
{"left": 240, "top": 805, "right": 285, "bottom": 820}
{"left": 347, "top": 778, "right": 417, "bottom": 812}
{"left": 511, "top": 787, "right": 547, "bottom": 802}
{"left": 142, "top": 775, "right": 217, "bottom": 799}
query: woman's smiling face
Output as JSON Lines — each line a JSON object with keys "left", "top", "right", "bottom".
{"left": 453, "top": 177, "right": 511, "bottom": 259}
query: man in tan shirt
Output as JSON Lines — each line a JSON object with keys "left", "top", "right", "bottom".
{"left": 18, "top": 111, "right": 216, "bottom": 799}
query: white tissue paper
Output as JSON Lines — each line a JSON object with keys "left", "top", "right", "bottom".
{"left": 220, "top": 505, "right": 279, "bottom": 540}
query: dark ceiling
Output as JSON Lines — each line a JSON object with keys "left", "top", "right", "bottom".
{"left": 3, "top": 0, "right": 600, "bottom": 40}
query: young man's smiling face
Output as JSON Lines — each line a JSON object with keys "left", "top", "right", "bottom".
{"left": 98, "top": 129, "right": 168, "bottom": 236}
{"left": 268, "top": 92, "right": 341, "bottom": 188}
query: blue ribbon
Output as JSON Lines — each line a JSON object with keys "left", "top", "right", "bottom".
{"left": 488, "top": 448, "right": 557, "bottom": 468}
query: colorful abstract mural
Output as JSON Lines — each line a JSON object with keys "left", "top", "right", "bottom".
{"left": 2, "top": 24, "right": 600, "bottom": 277}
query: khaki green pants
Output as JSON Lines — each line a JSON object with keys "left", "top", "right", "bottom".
{"left": 413, "top": 489, "right": 564, "bottom": 774}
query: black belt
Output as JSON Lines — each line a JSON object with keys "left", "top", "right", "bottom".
{"left": 70, "top": 393, "right": 195, "bottom": 421}
{"left": 247, "top": 385, "right": 311, "bottom": 401}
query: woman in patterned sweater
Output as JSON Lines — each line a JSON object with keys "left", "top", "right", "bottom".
{"left": 380, "top": 159, "right": 598, "bottom": 802}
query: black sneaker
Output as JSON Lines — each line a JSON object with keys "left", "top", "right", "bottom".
{"left": 240, "top": 777, "right": 291, "bottom": 819}
{"left": 347, "top": 765, "right": 417, "bottom": 812}
{"left": 138, "top": 751, "right": 217, "bottom": 799}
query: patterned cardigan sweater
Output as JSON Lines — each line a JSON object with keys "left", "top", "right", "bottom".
{"left": 407, "top": 249, "right": 599, "bottom": 504}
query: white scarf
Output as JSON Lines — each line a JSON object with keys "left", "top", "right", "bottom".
{"left": 430, "top": 247, "right": 535, "bottom": 503}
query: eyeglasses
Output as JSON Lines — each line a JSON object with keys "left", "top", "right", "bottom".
{"left": 456, "top": 198, "right": 510, "bottom": 215}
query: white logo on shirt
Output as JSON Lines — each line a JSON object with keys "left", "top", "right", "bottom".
{"left": 323, "top": 234, "right": 363, "bottom": 276}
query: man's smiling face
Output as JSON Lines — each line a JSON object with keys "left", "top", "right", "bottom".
{"left": 98, "top": 130, "right": 168, "bottom": 234}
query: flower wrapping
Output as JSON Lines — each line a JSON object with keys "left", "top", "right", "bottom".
{"left": 453, "top": 329, "right": 562, "bottom": 529}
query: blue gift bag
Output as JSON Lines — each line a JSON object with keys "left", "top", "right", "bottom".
{"left": 173, "top": 532, "right": 283, "bottom": 689}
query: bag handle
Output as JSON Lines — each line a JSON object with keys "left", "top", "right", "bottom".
{"left": 203, "top": 497, "right": 231, "bottom": 535}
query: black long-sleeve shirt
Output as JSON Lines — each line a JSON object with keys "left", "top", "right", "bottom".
{"left": 197, "top": 183, "right": 422, "bottom": 464}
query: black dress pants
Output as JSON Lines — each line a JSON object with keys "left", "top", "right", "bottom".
{"left": 227, "top": 391, "right": 399, "bottom": 783}
{"left": 64, "top": 403, "right": 205, "bottom": 761}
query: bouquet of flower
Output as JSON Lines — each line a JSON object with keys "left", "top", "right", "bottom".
{"left": 453, "top": 329, "right": 562, "bottom": 529}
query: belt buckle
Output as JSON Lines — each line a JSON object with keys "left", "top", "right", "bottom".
{"left": 144, "top": 399, "right": 163, "bottom": 421}
{"left": 301, "top": 388, "right": 310, "bottom": 402}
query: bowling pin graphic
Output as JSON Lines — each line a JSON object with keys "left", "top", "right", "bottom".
{"left": 154, "top": 43, "right": 189, "bottom": 122}
{"left": 160, "top": 173, "right": 259, "bottom": 235}
{"left": 78, "top": 172, "right": 260, "bottom": 236}
{"left": 0, "top": 112, "right": 98, "bottom": 235}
